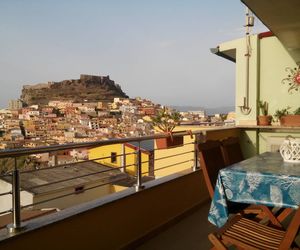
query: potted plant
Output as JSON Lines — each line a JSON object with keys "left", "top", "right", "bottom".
{"left": 257, "top": 100, "right": 272, "bottom": 126}
{"left": 274, "top": 106, "right": 290, "bottom": 125}
{"left": 151, "top": 107, "right": 183, "bottom": 149}
{"left": 281, "top": 107, "right": 300, "bottom": 126}
{"left": 274, "top": 106, "right": 300, "bottom": 126}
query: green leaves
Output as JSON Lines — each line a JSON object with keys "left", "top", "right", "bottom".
{"left": 274, "top": 106, "right": 291, "bottom": 121}
{"left": 258, "top": 100, "right": 268, "bottom": 116}
{"left": 151, "top": 107, "right": 181, "bottom": 133}
{"left": 293, "top": 107, "right": 300, "bottom": 115}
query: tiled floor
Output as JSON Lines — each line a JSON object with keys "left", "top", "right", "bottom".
{"left": 136, "top": 202, "right": 216, "bottom": 250}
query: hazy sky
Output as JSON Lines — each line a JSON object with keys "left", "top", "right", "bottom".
{"left": 0, "top": 0, "right": 267, "bottom": 109}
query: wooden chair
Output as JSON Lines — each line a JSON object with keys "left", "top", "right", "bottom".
{"left": 198, "top": 140, "right": 225, "bottom": 199}
{"left": 220, "top": 137, "right": 244, "bottom": 166}
{"left": 198, "top": 140, "right": 282, "bottom": 227}
{"left": 209, "top": 208, "right": 300, "bottom": 250}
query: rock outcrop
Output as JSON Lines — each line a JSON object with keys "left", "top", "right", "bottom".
{"left": 21, "top": 74, "right": 129, "bottom": 105}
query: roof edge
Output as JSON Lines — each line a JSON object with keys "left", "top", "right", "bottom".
{"left": 210, "top": 47, "right": 236, "bottom": 63}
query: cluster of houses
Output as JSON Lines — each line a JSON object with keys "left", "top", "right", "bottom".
{"left": 0, "top": 97, "right": 234, "bottom": 151}
{"left": 0, "top": 97, "right": 161, "bottom": 149}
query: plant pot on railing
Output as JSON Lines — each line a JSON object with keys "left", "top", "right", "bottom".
{"left": 257, "top": 101, "right": 272, "bottom": 126}
{"left": 257, "top": 115, "right": 272, "bottom": 126}
{"left": 280, "top": 115, "right": 300, "bottom": 127}
{"left": 155, "top": 132, "right": 184, "bottom": 149}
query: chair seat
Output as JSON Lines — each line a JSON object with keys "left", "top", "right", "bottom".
{"left": 209, "top": 203, "right": 300, "bottom": 250}
{"left": 222, "top": 217, "right": 285, "bottom": 250}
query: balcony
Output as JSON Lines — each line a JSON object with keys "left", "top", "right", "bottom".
{"left": 0, "top": 127, "right": 249, "bottom": 249}
{"left": 0, "top": 125, "right": 300, "bottom": 250}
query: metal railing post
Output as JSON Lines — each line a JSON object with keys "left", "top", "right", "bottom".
{"left": 8, "top": 157, "right": 24, "bottom": 233}
{"left": 193, "top": 134, "right": 200, "bottom": 171}
{"left": 135, "top": 142, "right": 144, "bottom": 191}
{"left": 121, "top": 144, "right": 126, "bottom": 173}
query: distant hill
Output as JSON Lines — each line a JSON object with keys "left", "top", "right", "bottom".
{"left": 171, "top": 106, "right": 235, "bottom": 115}
{"left": 20, "top": 74, "right": 128, "bottom": 106}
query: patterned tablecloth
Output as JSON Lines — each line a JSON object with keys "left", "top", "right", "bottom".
{"left": 208, "top": 152, "right": 300, "bottom": 228}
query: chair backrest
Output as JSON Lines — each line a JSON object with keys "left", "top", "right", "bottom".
{"left": 198, "top": 140, "right": 226, "bottom": 199}
{"left": 221, "top": 137, "right": 244, "bottom": 166}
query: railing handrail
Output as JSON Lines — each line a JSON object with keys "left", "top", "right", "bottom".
{"left": 0, "top": 130, "right": 204, "bottom": 159}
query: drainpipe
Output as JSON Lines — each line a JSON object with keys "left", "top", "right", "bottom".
{"left": 239, "top": 7, "right": 254, "bottom": 115}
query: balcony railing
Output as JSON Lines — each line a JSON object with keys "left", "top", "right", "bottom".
{"left": 0, "top": 130, "right": 206, "bottom": 234}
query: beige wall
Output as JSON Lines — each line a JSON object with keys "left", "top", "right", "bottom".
{"left": 219, "top": 35, "right": 299, "bottom": 125}
{"left": 258, "top": 131, "right": 300, "bottom": 154}
{"left": 219, "top": 37, "right": 258, "bottom": 124}
{"left": 259, "top": 36, "right": 299, "bottom": 116}
{"left": 219, "top": 35, "right": 300, "bottom": 156}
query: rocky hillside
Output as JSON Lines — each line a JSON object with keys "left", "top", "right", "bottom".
{"left": 21, "top": 74, "right": 129, "bottom": 105}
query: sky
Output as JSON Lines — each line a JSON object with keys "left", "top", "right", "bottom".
{"left": 0, "top": 0, "right": 267, "bottom": 109}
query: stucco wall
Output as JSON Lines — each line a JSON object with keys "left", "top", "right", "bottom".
{"left": 219, "top": 34, "right": 300, "bottom": 155}
{"left": 259, "top": 36, "right": 299, "bottom": 116}
{"left": 219, "top": 34, "right": 299, "bottom": 125}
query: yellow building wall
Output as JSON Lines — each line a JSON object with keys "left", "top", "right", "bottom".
{"left": 154, "top": 127, "right": 240, "bottom": 177}
{"left": 154, "top": 134, "right": 194, "bottom": 177}
{"left": 89, "top": 144, "right": 121, "bottom": 168}
{"left": 88, "top": 144, "right": 150, "bottom": 176}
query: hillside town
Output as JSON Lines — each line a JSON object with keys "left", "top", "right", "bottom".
{"left": 0, "top": 97, "right": 234, "bottom": 151}
{"left": 0, "top": 75, "right": 235, "bottom": 175}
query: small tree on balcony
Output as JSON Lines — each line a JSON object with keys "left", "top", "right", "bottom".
{"left": 151, "top": 107, "right": 183, "bottom": 149}
{"left": 151, "top": 107, "right": 181, "bottom": 133}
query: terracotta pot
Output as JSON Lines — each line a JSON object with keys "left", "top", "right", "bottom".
{"left": 156, "top": 134, "right": 184, "bottom": 149}
{"left": 257, "top": 115, "right": 272, "bottom": 126}
{"left": 280, "top": 115, "right": 300, "bottom": 127}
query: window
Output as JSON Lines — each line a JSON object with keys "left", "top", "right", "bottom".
{"left": 111, "top": 152, "right": 117, "bottom": 163}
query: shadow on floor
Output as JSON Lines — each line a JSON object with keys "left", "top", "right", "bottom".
{"left": 135, "top": 202, "right": 216, "bottom": 250}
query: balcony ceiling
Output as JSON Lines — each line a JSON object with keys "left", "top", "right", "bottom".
{"left": 242, "top": 0, "right": 300, "bottom": 64}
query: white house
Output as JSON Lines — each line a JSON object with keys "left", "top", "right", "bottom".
{"left": 0, "top": 161, "right": 134, "bottom": 213}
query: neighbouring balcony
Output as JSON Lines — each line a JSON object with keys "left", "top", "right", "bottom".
{"left": 0, "top": 126, "right": 299, "bottom": 249}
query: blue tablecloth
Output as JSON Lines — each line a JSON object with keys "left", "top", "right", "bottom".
{"left": 208, "top": 152, "right": 300, "bottom": 228}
